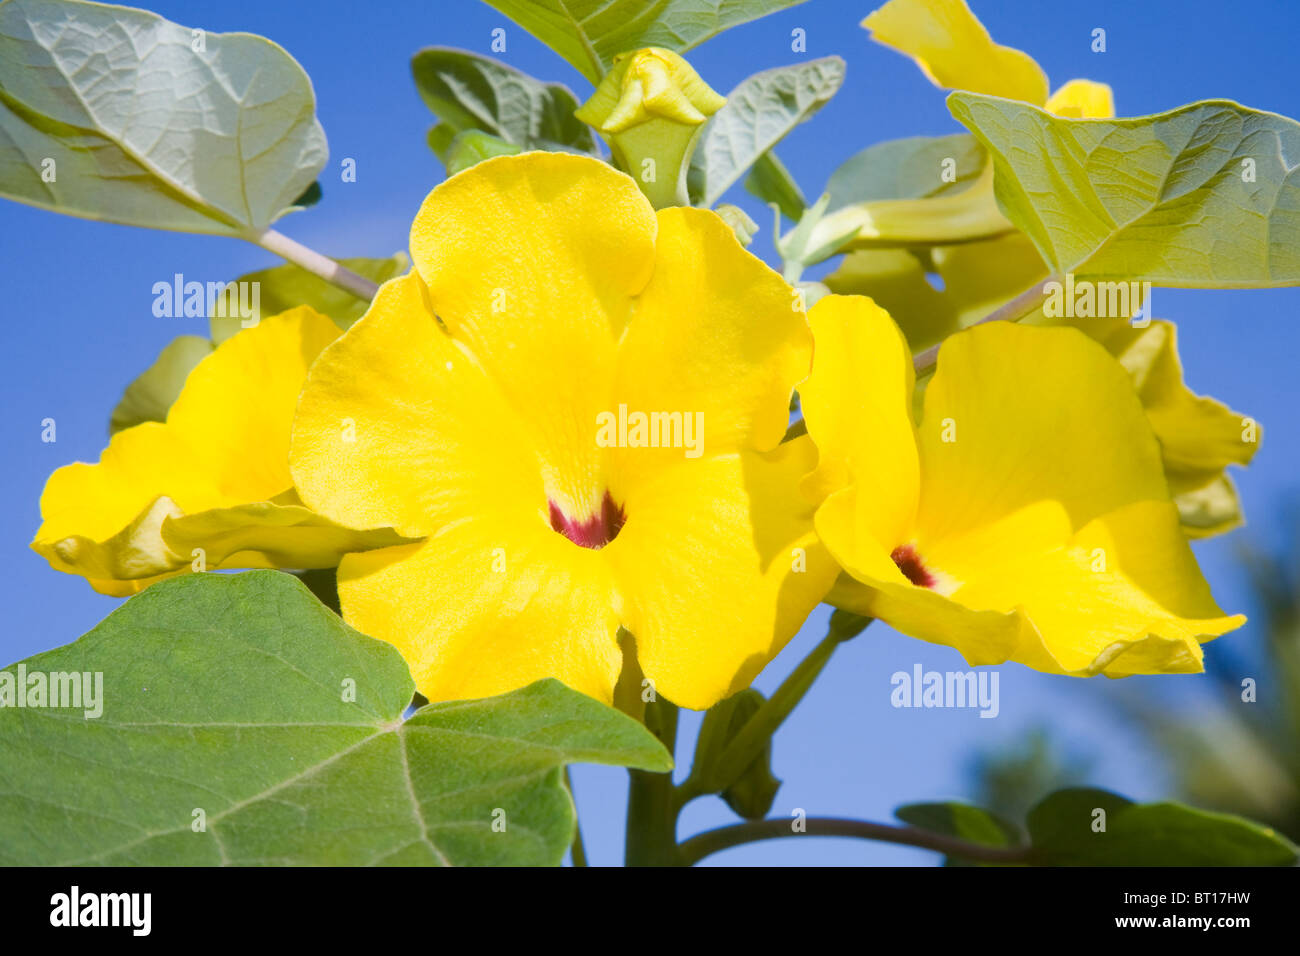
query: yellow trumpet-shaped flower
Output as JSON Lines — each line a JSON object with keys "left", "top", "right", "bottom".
{"left": 803, "top": 295, "right": 1243, "bottom": 676}
{"left": 33, "top": 307, "right": 408, "bottom": 596}
{"left": 289, "top": 152, "right": 836, "bottom": 709}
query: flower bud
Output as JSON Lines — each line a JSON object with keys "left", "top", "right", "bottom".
{"left": 576, "top": 48, "right": 725, "bottom": 208}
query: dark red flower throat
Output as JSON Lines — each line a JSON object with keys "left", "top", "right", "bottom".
{"left": 549, "top": 492, "right": 626, "bottom": 549}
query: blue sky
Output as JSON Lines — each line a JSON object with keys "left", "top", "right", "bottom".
{"left": 2, "top": 0, "right": 1298, "bottom": 865}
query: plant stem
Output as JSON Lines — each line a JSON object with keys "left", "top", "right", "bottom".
{"left": 912, "top": 274, "right": 1060, "bottom": 374}
{"left": 564, "top": 768, "right": 588, "bottom": 867}
{"left": 250, "top": 228, "right": 380, "bottom": 303}
{"left": 625, "top": 696, "right": 682, "bottom": 866}
{"left": 678, "top": 817, "right": 1035, "bottom": 866}
{"left": 703, "top": 616, "right": 869, "bottom": 796}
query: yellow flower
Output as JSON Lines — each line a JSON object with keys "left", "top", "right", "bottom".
{"left": 33, "top": 307, "right": 407, "bottom": 596}
{"left": 803, "top": 295, "right": 1243, "bottom": 676}
{"left": 289, "top": 152, "right": 835, "bottom": 709}
{"left": 840, "top": 0, "right": 1258, "bottom": 536}
{"left": 575, "top": 47, "right": 725, "bottom": 209}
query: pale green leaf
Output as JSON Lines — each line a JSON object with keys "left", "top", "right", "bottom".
{"left": 411, "top": 46, "right": 596, "bottom": 169}
{"left": 690, "top": 56, "right": 844, "bottom": 208}
{"left": 477, "top": 0, "right": 809, "bottom": 84}
{"left": 445, "top": 130, "right": 524, "bottom": 176}
{"left": 824, "top": 133, "right": 985, "bottom": 210}
{"left": 108, "top": 334, "right": 212, "bottom": 435}
{"left": 948, "top": 93, "right": 1300, "bottom": 286}
{"left": 0, "top": 0, "right": 327, "bottom": 235}
{"left": 744, "top": 149, "right": 806, "bottom": 221}
{"left": 0, "top": 571, "right": 671, "bottom": 866}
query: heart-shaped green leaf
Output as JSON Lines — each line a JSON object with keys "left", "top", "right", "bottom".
{"left": 0, "top": 0, "right": 326, "bottom": 236}
{"left": 948, "top": 92, "right": 1300, "bottom": 286}
{"left": 0, "top": 571, "right": 671, "bottom": 865}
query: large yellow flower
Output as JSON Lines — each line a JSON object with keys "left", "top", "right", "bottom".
{"left": 33, "top": 307, "right": 407, "bottom": 596}
{"left": 804, "top": 295, "right": 1243, "bottom": 676}
{"left": 842, "top": 0, "right": 1260, "bottom": 536}
{"left": 289, "top": 152, "right": 836, "bottom": 709}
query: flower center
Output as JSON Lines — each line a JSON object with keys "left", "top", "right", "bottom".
{"left": 549, "top": 491, "right": 626, "bottom": 550}
{"left": 890, "top": 544, "right": 935, "bottom": 589}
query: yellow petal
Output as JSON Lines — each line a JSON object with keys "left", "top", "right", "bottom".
{"left": 167, "top": 305, "right": 340, "bottom": 502}
{"left": 408, "top": 152, "right": 658, "bottom": 521}
{"left": 290, "top": 273, "right": 543, "bottom": 538}
{"left": 34, "top": 307, "right": 402, "bottom": 590}
{"left": 609, "top": 206, "right": 810, "bottom": 492}
{"left": 801, "top": 295, "right": 919, "bottom": 547}
{"left": 604, "top": 436, "right": 838, "bottom": 709}
{"left": 1097, "top": 319, "right": 1259, "bottom": 483}
{"left": 862, "top": 0, "right": 1050, "bottom": 104}
{"left": 954, "top": 501, "right": 1243, "bottom": 675}
{"left": 1045, "top": 79, "right": 1115, "bottom": 118}
{"left": 338, "top": 522, "right": 623, "bottom": 705}
{"left": 913, "top": 321, "right": 1168, "bottom": 557}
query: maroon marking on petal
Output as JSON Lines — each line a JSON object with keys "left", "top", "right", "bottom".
{"left": 549, "top": 491, "right": 626, "bottom": 550}
{"left": 890, "top": 544, "right": 935, "bottom": 589}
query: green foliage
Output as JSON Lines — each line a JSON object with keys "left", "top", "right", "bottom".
{"left": 689, "top": 57, "right": 844, "bottom": 208}
{"left": 108, "top": 335, "right": 213, "bottom": 434}
{"left": 0, "top": 572, "right": 670, "bottom": 865}
{"left": 744, "top": 150, "right": 807, "bottom": 222}
{"left": 411, "top": 47, "right": 596, "bottom": 169}
{"left": 1026, "top": 788, "right": 1298, "bottom": 866}
{"left": 693, "top": 689, "right": 781, "bottom": 819}
{"left": 477, "top": 0, "right": 809, "bottom": 84}
{"left": 949, "top": 93, "right": 1300, "bottom": 286}
{"left": 895, "top": 801, "right": 1020, "bottom": 866}
{"left": 0, "top": 0, "right": 326, "bottom": 235}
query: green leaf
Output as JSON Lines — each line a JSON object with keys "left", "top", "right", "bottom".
{"left": 108, "top": 334, "right": 213, "bottom": 435}
{"left": 0, "top": 571, "right": 671, "bottom": 866}
{"left": 895, "top": 801, "right": 1021, "bottom": 866}
{"left": 445, "top": 130, "right": 524, "bottom": 176}
{"left": 824, "top": 133, "right": 985, "bottom": 210}
{"left": 477, "top": 0, "right": 810, "bottom": 84}
{"left": 411, "top": 47, "right": 596, "bottom": 168}
{"left": 744, "top": 150, "right": 806, "bottom": 221}
{"left": 948, "top": 93, "right": 1300, "bottom": 286}
{"left": 0, "top": 0, "right": 326, "bottom": 236}
{"left": 690, "top": 57, "right": 844, "bottom": 208}
{"left": 209, "top": 254, "right": 408, "bottom": 344}
{"left": 1027, "top": 787, "right": 1299, "bottom": 866}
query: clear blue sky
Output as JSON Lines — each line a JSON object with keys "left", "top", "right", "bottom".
{"left": 2, "top": 0, "right": 1298, "bottom": 865}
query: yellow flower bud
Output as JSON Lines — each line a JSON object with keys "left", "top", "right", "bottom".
{"left": 576, "top": 48, "right": 725, "bottom": 208}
